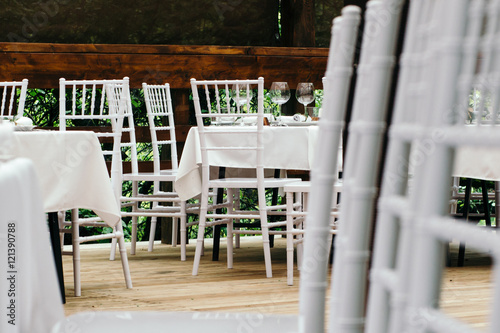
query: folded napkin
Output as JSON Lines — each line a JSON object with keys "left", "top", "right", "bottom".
{"left": 280, "top": 115, "right": 309, "bottom": 123}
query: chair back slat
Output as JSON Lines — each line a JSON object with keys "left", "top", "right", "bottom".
{"left": 322, "top": 1, "right": 407, "bottom": 332}
{"left": 142, "top": 83, "right": 179, "bottom": 173}
{"left": 59, "top": 78, "right": 130, "bottom": 178}
{"left": 0, "top": 79, "right": 28, "bottom": 120}
{"left": 190, "top": 77, "right": 264, "bottom": 187}
{"left": 291, "top": 5, "right": 362, "bottom": 333}
{"left": 366, "top": 0, "right": 500, "bottom": 332}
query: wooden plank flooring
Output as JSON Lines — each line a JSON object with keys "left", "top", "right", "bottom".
{"left": 62, "top": 237, "right": 493, "bottom": 330}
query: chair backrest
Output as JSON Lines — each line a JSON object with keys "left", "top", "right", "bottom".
{"left": 0, "top": 79, "right": 28, "bottom": 120}
{"left": 325, "top": 0, "right": 407, "bottom": 331}
{"left": 142, "top": 83, "right": 179, "bottom": 173}
{"left": 59, "top": 78, "right": 127, "bottom": 201}
{"left": 190, "top": 77, "right": 265, "bottom": 185}
{"left": 59, "top": 77, "right": 139, "bottom": 173}
{"left": 296, "top": 6, "right": 361, "bottom": 333}
{"left": 363, "top": 0, "right": 439, "bottom": 331}
{"left": 365, "top": 0, "right": 500, "bottom": 332}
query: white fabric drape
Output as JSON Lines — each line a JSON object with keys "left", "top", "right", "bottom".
{"left": 0, "top": 158, "right": 64, "bottom": 333}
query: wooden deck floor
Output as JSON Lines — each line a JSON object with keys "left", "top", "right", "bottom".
{"left": 62, "top": 236, "right": 493, "bottom": 331}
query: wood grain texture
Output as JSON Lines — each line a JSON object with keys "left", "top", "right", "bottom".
{"left": 0, "top": 43, "right": 328, "bottom": 89}
{"left": 62, "top": 237, "right": 492, "bottom": 330}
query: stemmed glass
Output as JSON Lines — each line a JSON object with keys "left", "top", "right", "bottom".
{"left": 296, "top": 82, "right": 315, "bottom": 116}
{"left": 231, "top": 83, "right": 253, "bottom": 113}
{"left": 269, "top": 82, "right": 290, "bottom": 125}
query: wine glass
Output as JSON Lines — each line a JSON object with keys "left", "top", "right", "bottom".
{"left": 296, "top": 82, "right": 315, "bottom": 116}
{"left": 269, "top": 82, "right": 291, "bottom": 125}
{"left": 231, "top": 83, "right": 253, "bottom": 113}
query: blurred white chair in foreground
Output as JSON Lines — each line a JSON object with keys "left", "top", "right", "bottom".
{"left": 366, "top": 0, "right": 500, "bottom": 332}
{"left": 284, "top": 9, "right": 359, "bottom": 286}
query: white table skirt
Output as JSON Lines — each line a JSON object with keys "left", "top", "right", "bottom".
{"left": 453, "top": 147, "right": 500, "bottom": 181}
{"left": 174, "top": 125, "right": 319, "bottom": 201}
{"left": 8, "top": 131, "right": 120, "bottom": 227}
{"left": 0, "top": 158, "right": 65, "bottom": 333}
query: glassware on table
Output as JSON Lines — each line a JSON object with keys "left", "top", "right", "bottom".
{"left": 231, "top": 83, "right": 253, "bottom": 113}
{"left": 269, "top": 82, "right": 291, "bottom": 125}
{"left": 306, "top": 106, "right": 321, "bottom": 121}
{"left": 296, "top": 82, "right": 315, "bottom": 115}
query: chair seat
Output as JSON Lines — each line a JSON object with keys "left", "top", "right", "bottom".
{"left": 210, "top": 177, "right": 297, "bottom": 188}
{"left": 52, "top": 311, "right": 299, "bottom": 333}
{"left": 122, "top": 170, "right": 177, "bottom": 182}
{"left": 284, "top": 180, "right": 312, "bottom": 193}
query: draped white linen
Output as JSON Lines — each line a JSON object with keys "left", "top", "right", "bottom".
{"left": 0, "top": 157, "right": 65, "bottom": 333}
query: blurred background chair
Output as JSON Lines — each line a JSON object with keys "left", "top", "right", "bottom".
{"left": 190, "top": 77, "right": 297, "bottom": 278}
{"left": 119, "top": 83, "right": 190, "bottom": 260}
{"left": 0, "top": 79, "right": 28, "bottom": 121}
{"left": 58, "top": 77, "right": 132, "bottom": 296}
{"left": 365, "top": 0, "right": 500, "bottom": 332}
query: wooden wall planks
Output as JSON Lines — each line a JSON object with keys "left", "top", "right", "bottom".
{"left": 0, "top": 43, "right": 328, "bottom": 89}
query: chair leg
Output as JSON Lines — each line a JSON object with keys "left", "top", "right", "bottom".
{"left": 115, "top": 221, "right": 133, "bottom": 289}
{"left": 192, "top": 196, "right": 208, "bottom": 276}
{"left": 261, "top": 223, "right": 273, "bottom": 278}
{"left": 481, "top": 180, "right": 491, "bottom": 227}
{"left": 234, "top": 192, "right": 241, "bottom": 248}
{"left": 297, "top": 192, "right": 306, "bottom": 271}
{"left": 458, "top": 178, "right": 472, "bottom": 267}
{"left": 286, "top": 191, "right": 295, "bottom": 286}
{"left": 110, "top": 236, "right": 118, "bottom": 260}
{"left": 180, "top": 201, "right": 187, "bottom": 261}
{"left": 71, "top": 209, "right": 81, "bottom": 297}
{"left": 172, "top": 216, "right": 178, "bottom": 247}
{"left": 129, "top": 182, "right": 139, "bottom": 256}
{"left": 227, "top": 188, "right": 234, "bottom": 269}
{"left": 495, "top": 181, "right": 500, "bottom": 228}
{"left": 130, "top": 215, "right": 138, "bottom": 255}
{"left": 148, "top": 216, "right": 157, "bottom": 252}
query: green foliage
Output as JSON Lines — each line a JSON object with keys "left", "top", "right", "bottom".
{"left": 455, "top": 178, "right": 496, "bottom": 226}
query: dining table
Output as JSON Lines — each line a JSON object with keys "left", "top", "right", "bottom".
{"left": 6, "top": 129, "right": 121, "bottom": 302}
{"left": 174, "top": 124, "right": 321, "bottom": 201}
{"left": 174, "top": 123, "right": 321, "bottom": 259}
{"left": 453, "top": 145, "right": 500, "bottom": 221}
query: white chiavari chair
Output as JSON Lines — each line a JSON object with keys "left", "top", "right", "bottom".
{"left": 190, "top": 77, "right": 298, "bottom": 278}
{"left": 119, "top": 83, "right": 190, "bottom": 260}
{"left": 58, "top": 77, "right": 132, "bottom": 296}
{"left": 316, "top": 1, "right": 408, "bottom": 332}
{"left": 0, "top": 79, "right": 28, "bottom": 121}
{"left": 284, "top": 10, "right": 360, "bottom": 286}
{"left": 365, "top": 0, "right": 500, "bottom": 332}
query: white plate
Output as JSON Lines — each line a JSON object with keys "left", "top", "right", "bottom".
{"left": 14, "top": 125, "right": 35, "bottom": 131}
{"left": 284, "top": 121, "right": 318, "bottom": 126}
{"left": 211, "top": 121, "right": 236, "bottom": 126}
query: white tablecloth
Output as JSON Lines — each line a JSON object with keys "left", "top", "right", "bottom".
{"left": 8, "top": 131, "right": 120, "bottom": 227}
{"left": 453, "top": 147, "right": 500, "bottom": 181}
{"left": 174, "top": 125, "right": 319, "bottom": 200}
{"left": 0, "top": 158, "right": 65, "bottom": 333}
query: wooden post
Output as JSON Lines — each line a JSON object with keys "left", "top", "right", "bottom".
{"left": 281, "top": 0, "right": 316, "bottom": 47}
